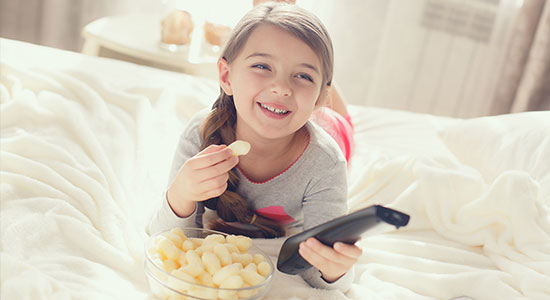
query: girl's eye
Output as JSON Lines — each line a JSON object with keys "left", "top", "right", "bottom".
{"left": 252, "top": 64, "right": 270, "bottom": 71}
{"left": 297, "top": 73, "right": 313, "bottom": 82}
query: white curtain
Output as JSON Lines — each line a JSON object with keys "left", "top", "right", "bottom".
{"left": 508, "top": 0, "right": 550, "bottom": 113}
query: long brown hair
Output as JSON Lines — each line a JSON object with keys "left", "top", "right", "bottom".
{"left": 200, "top": 3, "right": 334, "bottom": 238}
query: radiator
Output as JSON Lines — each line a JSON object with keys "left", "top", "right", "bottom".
{"left": 364, "top": 0, "right": 523, "bottom": 118}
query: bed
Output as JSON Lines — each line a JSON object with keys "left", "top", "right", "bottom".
{"left": 1, "top": 38, "right": 549, "bottom": 300}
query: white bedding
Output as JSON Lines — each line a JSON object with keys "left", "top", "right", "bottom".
{"left": 1, "top": 38, "right": 549, "bottom": 300}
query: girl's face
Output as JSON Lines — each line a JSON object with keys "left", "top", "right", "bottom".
{"left": 219, "top": 24, "right": 326, "bottom": 141}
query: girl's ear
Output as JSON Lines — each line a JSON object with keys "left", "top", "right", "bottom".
{"left": 218, "top": 57, "right": 233, "bottom": 96}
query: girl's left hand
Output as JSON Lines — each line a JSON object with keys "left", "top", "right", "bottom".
{"left": 298, "top": 237, "right": 362, "bottom": 282}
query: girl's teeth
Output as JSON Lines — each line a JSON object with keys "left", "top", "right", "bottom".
{"left": 261, "top": 103, "right": 288, "bottom": 114}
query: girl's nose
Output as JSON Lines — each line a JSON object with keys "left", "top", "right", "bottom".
{"left": 271, "top": 81, "right": 292, "bottom": 97}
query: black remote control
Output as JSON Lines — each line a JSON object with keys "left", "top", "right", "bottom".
{"left": 276, "top": 205, "right": 410, "bottom": 275}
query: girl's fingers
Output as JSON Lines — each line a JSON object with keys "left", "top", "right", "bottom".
{"left": 210, "top": 154, "right": 239, "bottom": 175}
{"left": 199, "top": 144, "right": 226, "bottom": 154}
{"left": 188, "top": 145, "right": 234, "bottom": 169}
{"left": 303, "top": 238, "right": 356, "bottom": 266}
{"left": 334, "top": 242, "right": 363, "bottom": 258}
{"left": 298, "top": 238, "right": 362, "bottom": 282}
{"left": 193, "top": 154, "right": 238, "bottom": 182}
{"left": 204, "top": 182, "right": 228, "bottom": 199}
{"left": 199, "top": 173, "right": 230, "bottom": 197}
{"left": 299, "top": 242, "right": 333, "bottom": 271}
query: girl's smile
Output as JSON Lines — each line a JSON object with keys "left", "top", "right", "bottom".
{"left": 258, "top": 102, "right": 291, "bottom": 119}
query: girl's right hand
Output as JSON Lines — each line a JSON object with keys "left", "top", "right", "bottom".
{"left": 167, "top": 144, "right": 239, "bottom": 217}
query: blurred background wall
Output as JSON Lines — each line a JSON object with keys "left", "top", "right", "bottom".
{"left": 1, "top": 0, "right": 548, "bottom": 118}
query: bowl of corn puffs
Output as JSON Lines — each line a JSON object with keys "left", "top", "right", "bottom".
{"left": 144, "top": 227, "right": 273, "bottom": 300}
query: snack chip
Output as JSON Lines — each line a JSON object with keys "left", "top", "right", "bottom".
{"left": 228, "top": 140, "right": 251, "bottom": 156}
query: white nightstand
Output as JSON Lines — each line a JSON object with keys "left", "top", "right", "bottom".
{"left": 81, "top": 14, "right": 219, "bottom": 79}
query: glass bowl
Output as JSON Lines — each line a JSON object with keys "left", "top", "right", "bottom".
{"left": 144, "top": 227, "right": 273, "bottom": 300}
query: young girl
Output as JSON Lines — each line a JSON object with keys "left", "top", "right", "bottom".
{"left": 150, "top": 3, "right": 360, "bottom": 291}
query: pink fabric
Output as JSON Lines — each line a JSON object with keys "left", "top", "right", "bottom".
{"left": 255, "top": 206, "right": 296, "bottom": 224}
{"left": 311, "top": 107, "right": 354, "bottom": 164}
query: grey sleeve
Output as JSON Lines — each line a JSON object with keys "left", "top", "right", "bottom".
{"left": 301, "top": 265, "right": 355, "bottom": 292}
{"left": 301, "top": 159, "right": 348, "bottom": 230}
{"left": 300, "top": 158, "right": 353, "bottom": 291}
{"left": 147, "top": 112, "right": 207, "bottom": 235}
{"left": 148, "top": 191, "right": 199, "bottom": 235}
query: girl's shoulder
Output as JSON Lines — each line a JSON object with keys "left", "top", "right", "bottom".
{"left": 177, "top": 107, "right": 212, "bottom": 148}
{"left": 181, "top": 107, "right": 211, "bottom": 134}
{"left": 189, "top": 107, "right": 211, "bottom": 126}
{"left": 304, "top": 121, "right": 346, "bottom": 167}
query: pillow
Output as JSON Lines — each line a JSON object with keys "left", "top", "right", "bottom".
{"left": 438, "top": 111, "right": 550, "bottom": 183}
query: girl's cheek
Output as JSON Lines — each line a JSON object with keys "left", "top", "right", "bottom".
{"left": 296, "top": 90, "right": 322, "bottom": 106}
{"left": 238, "top": 73, "right": 265, "bottom": 88}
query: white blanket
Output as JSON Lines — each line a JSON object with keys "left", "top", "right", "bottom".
{"left": 345, "top": 108, "right": 550, "bottom": 300}
{"left": 1, "top": 39, "right": 549, "bottom": 300}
